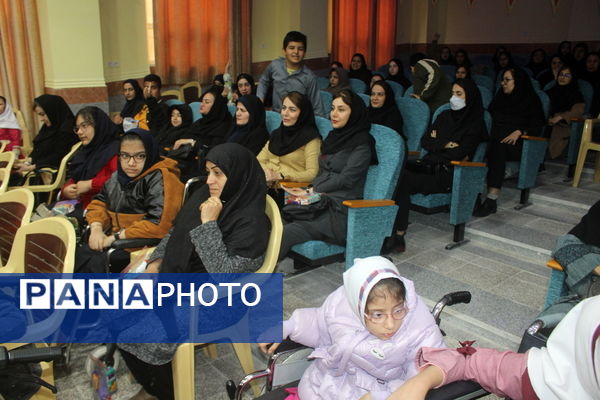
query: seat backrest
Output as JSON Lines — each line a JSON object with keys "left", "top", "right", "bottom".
{"left": 228, "top": 103, "right": 237, "bottom": 117}
{"left": 536, "top": 90, "right": 551, "bottom": 120}
{"left": 189, "top": 102, "right": 203, "bottom": 122}
{"left": 0, "top": 151, "right": 16, "bottom": 193}
{"left": 320, "top": 90, "right": 332, "bottom": 117}
{"left": 530, "top": 78, "right": 540, "bottom": 91}
{"left": 472, "top": 74, "right": 494, "bottom": 92}
{"left": 440, "top": 64, "right": 456, "bottom": 82}
{"left": 364, "top": 124, "right": 405, "bottom": 200}
{"left": 431, "top": 103, "right": 450, "bottom": 123}
{"left": 358, "top": 93, "right": 370, "bottom": 107}
{"left": 6, "top": 216, "right": 75, "bottom": 273}
{"left": 166, "top": 99, "right": 184, "bottom": 107}
{"left": 386, "top": 80, "right": 404, "bottom": 97}
{"left": 265, "top": 111, "right": 282, "bottom": 134}
{"left": 161, "top": 89, "right": 183, "bottom": 102}
{"left": 315, "top": 116, "right": 332, "bottom": 139}
{"left": 0, "top": 188, "right": 34, "bottom": 265}
{"left": 403, "top": 85, "right": 414, "bottom": 97}
{"left": 317, "top": 77, "right": 329, "bottom": 90}
{"left": 349, "top": 78, "right": 367, "bottom": 94}
{"left": 478, "top": 85, "right": 492, "bottom": 109}
{"left": 396, "top": 97, "right": 430, "bottom": 152}
{"left": 181, "top": 81, "right": 201, "bottom": 103}
{"left": 256, "top": 195, "right": 283, "bottom": 274}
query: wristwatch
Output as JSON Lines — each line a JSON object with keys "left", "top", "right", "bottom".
{"left": 113, "top": 231, "right": 121, "bottom": 241}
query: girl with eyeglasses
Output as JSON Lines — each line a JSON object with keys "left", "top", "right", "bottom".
{"left": 60, "top": 107, "right": 119, "bottom": 211}
{"left": 76, "top": 129, "right": 183, "bottom": 273}
{"left": 259, "top": 256, "right": 445, "bottom": 400}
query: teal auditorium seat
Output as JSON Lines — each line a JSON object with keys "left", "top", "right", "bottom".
{"left": 228, "top": 103, "right": 236, "bottom": 117}
{"left": 358, "top": 93, "right": 370, "bottom": 107}
{"left": 410, "top": 104, "right": 490, "bottom": 249}
{"left": 349, "top": 78, "right": 367, "bottom": 94}
{"left": 319, "top": 90, "right": 332, "bottom": 118}
{"left": 189, "top": 102, "right": 202, "bottom": 122}
{"left": 543, "top": 80, "right": 595, "bottom": 167}
{"left": 265, "top": 111, "right": 281, "bottom": 134}
{"left": 505, "top": 90, "right": 549, "bottom": 209}
{"left": 290, "top": 120, "right": 404, "bottom": 269}
{"left": 317, "top": 76, "right": 329, "bottom": 90}
{"left": 403, "top": 85, "right": 414, "bottom": 97}
{"left": 477, "top": 85, "right": 492, "bottom": 109}
{"left": 473, "top": 74, "right": 494, "bottom": 92}
{"left": 386, "top": 80, "right": 404, "bottom": 97}
{"left": 165, "top": 99, "right": 184, "bottom": 107}
{"left": 396, "top": 97, "right": 430, "bottom": 152}
{"left": 440, "top": 65, "right": 456, "bottom": 82}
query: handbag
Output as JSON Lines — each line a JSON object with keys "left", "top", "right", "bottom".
{"left": 405, "top": 159, "right": 448, "bottom": 175}
{"left": 281, "top": 196, "right": 331, "bottom": 222}
{"left": 166, "top": 143, "right": 194, "bottom": 160}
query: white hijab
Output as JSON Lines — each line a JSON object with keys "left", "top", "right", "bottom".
{"left": 343, "top": 256, "right": 403, "bottom": 327}
{"left": 528, "top": 295, "right": 600, "bottom": 400}
{"left": 0, "top": 99, "right": 21, "bottom": 130}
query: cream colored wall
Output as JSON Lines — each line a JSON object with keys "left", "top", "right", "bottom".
{"left": 36, "top": 0, "right": 106, "bottom": 88}
{"left": 252, "top": 0, "right": 328, "bottom": 62}
{"left": 396, "top": 0, "right": 600, "bottom": 44}
{"left": 99, "top": 0, "right": 149, "bottom": 82}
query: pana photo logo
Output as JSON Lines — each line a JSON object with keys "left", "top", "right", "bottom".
{"left": 20, "top": 279, "right": 261, "bottom": 310}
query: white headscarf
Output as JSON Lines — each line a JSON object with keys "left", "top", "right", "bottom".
{"left": 528, "top": 295, "right": 600, "bottom": 400}
{"left": 343, "top": 256, "right": 403, "bottom": 326}
{"left": 0, "top": 99, "right": 21, "bottom": 130}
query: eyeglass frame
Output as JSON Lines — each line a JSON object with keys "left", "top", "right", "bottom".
{"left": 364, "top": 305, "right": 408, "bottom": 324}
{"left": 73, "top": 121, "right": 93, "bottom": 133}
{"left": 119, "top": 152, "right": 147, "bottom": 162}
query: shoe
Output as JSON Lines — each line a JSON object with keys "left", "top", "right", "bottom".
{"left": 473, "top": 198, "right": 497, "bottom": 217}
{"left": 567, "top": 164, "right": 575, "bottom": 179}
{"left": 381, "top": 234, "right": 406, "bottom": 254}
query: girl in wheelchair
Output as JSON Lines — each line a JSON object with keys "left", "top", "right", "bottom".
{"left": 260, "top": 256, "right": 445, "bottom": 400}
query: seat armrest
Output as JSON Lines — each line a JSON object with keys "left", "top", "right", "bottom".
{"left": 546, "top": 259, "right": 563, "bottom": 271}
{"left": 450, "top": 161, "right": 486, "bottom": 167}
{"left": 408, "top": 150, "right": 421, "bottom": 156}
{"left": 521, "top": 135, "right": 547, "bottom": 141}
{"left": 111, "top": 238, "right": 161, "bottom": 250}
{"left": 343, "top": 199, "right": 395, "bottom": 208}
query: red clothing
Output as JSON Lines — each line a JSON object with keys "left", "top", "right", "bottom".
{"left": 61, "top": 155, "right": 118, "bottom": 208}
{"left": 0, "top": 128, "right": 22, "bottom": 154}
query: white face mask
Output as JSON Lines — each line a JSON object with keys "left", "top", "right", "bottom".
{"left": 449, "top": 95, "right": 466, "bottom": 111}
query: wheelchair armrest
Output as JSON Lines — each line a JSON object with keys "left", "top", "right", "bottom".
{"left": 111, "top": 238, "right": 161, "bottom": 250}
{"left": 431, "top": 291, "right": 471, "bottom": 324}
{"left": 521, "top": 135, "right": 547, "bottom": 141}
{"left": 342, "top": 199, "right": 395, "bottom": 208}
{"left": 425, "top": 380, "right": 487, "bottom": 400}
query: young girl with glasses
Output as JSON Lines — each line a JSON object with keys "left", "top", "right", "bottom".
{"left": 259, "top": 256, "right": 445, "bottom": 399}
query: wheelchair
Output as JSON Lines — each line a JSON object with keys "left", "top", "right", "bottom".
{"left": 227, "top": 291, "right": 489, "bottom": 400}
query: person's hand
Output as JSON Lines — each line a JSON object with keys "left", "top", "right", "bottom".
{"left": 430, "top": 130, "right": 437, "bottom": 138}
{"left": 387, "top": 365, "right": 444, "bottom": 400}
{"left": 143, "top": 85, "right": 152, "bottom": 99}
{"left": 103, "top": 234, "right": 116, "bottom": 249}
{"left": 76, "top": 179, "right": 92, "bottom": 195}
{"left": 548, "top": 115, "right": 563, "bottom": 125}
{"left": 62, "top": 184, "right": 79, "bottom": 200}
{"left": 173, "top": 139, "right": 195, "bottom": 150}
{"left": 444, "top": 141, "right": 459, "bottom": 149}
{"left": 200, "top": 196, "right": 223, "bottom": 224}
{"left": 258, "top": 342, "right": 281, "bottom": 355}
{"left": 265, "top": 169, "right": 282, "bottom": 183}
{"left": 17, "top": 164, "right": 35, "bottom": 174}
{"left": 500, "top": 129, "right": 522, "bottom": 145}
{"left": 231, "top": 92, "right": 239, "bottom": 102}
{"left": 411, "top": 93, "right": 422, "bottom": 100}
{"left": 88, "top": 229, "right": 107, "bottom": 252}
{"left": 113, "top": 114, "right": 123, "bottom": 125}
{"left": 144, "top": 259, "right": 161, "bottom": 273}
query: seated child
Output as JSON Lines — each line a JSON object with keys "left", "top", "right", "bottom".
{"left": 260, "top": 256, "right": 445, "bottom": 400}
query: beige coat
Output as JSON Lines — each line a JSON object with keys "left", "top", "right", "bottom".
{"left": 257, "top": 137, "right": 321, "bottom": 183}
{"left": 548, "top": 102, "right": 585, "bottom": 159}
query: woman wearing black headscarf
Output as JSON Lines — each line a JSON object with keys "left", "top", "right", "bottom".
{"left": 387, "top": 58, "right": 412, "bottom": 90}
{"left": 113, "top": 79, "right": 148, "bottom": 130}
{"left": 231, "top": 72, "right": 256, "bottom": 103}
{"left": 538, "top": 54, "right": 565, "bottom": 88}
{"left": 545, "top": 65, "right": 585, "bottom": 159}
{"left": 76, "top": 129, "right": 184, "bottom": 273}
{"left": 279, "top": 90, "right": 373, "bottom": 259}
{"left": 579, "top": 52, "right": 600, "bottom": 117}
{"left": 258, "top": 92, "right": 321, "bottom": 206}
{"left": 474, "top": 67, "right": 545, "bottom": 217}
{"left": 385, "top": 79, "right": 486, "bottom": 253}
{"left": 226, "top": 95, "right": 269, "bottom": 155}
{"left": 13, "top": 94, "right": 78, "bottom": 178}
{"left": 526, "top": 48, "right": 549, "bottom": 79}
{"left": 368, "top": 80, "right": 405, "bottom": 139}
{"left": 324, "top": 67, "right": 351, "bottom": 95}
{"left": 155, "top": 104, "right": 194, "bottom": 155}
{"left": 348, "top": 53, "right": 372, "bottom": 88}
{"left": 60, "top": 106, "right": 120, "bottom": 209}
{"left": 173, "top": 86, "right": 233, "bottom": 180}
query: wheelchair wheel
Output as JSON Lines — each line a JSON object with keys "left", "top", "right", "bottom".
{"left": 85, "top": 345, "right": 121, "bottom": 377}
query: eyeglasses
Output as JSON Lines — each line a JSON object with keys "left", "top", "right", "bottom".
{"left": 501, "top": 78, "right": 514, "bottom": 83}
{"left": 73, "top": 121, "right": 92, "bottom": 133}
{"left": 364, "top": 306, "right": 408, "bottom": 324}
{"left": 558, "top": 73, "right": 572, "bottom": 78}
{"left": 119, "top": 152, "right": 147, "bottom": 162}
